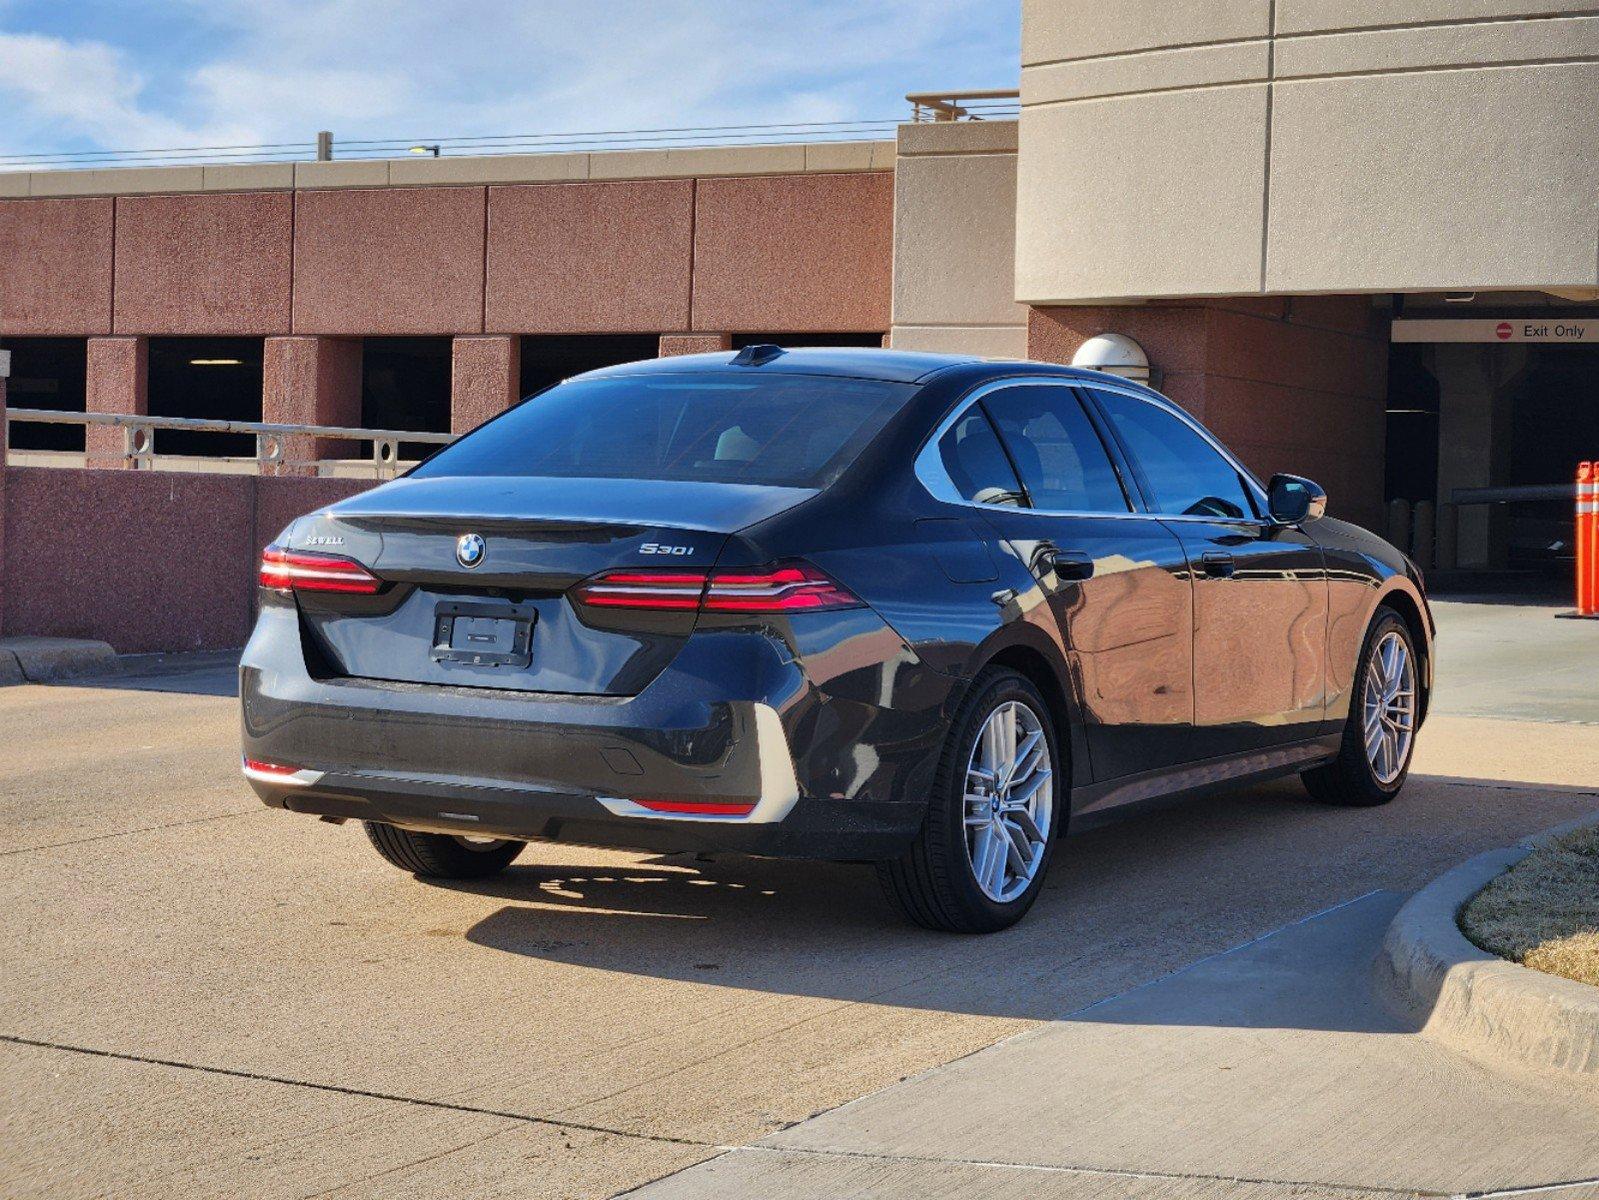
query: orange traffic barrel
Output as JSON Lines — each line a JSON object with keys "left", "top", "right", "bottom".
{"left": 1580, "top": 462, "right": 1596, "bottom": 616}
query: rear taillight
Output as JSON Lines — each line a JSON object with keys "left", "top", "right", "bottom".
{"left": 572, "top": 561, "right": 861, "bottom": 613}
{"left": 259, "top": 544, "right": 383, "bottom": 595}
{"left": 571, "top": 571, "right": 708, "bottom": 610}
{"left": 635, "top": 798, "right": 757, "bottom": 816}
{"left": 701, "top": 564, "right": 862, "bottom": 612}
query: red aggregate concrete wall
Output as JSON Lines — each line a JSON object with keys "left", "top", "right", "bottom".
{"left": 0, "top": 198, "right": 114, "bottom": 334}
{"left": 1030, "top": 295, "right": 1389, "bottom": 532}
{"left": 113, "top": 192, "right": 293, "bottom": 334}
{"left": 691, "top": 173, "right": 893, "bottom": 333}
{"left": 292, "top": 186, "right": 488, "bottom": 335}
{"left": 1, "top": 469, "right": 370, "bottom": 652}
{"left": 659, "top": 333, "right": 730, "bottom": 356}
{"left": 84, "top": 336, "right": 147, "bottom": 469}
{"left": 451, "top": 336, "right": 520, "bottom": 434}
{"left": 486, "top": 181, "right": 694, "bottom": 334}
{"left": 263, "top": 336, "right": 364, "bottom": 467}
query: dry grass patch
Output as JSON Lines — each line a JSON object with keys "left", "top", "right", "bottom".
{"left": 1461, "top": 825, "right": 1599, "bottom": 988}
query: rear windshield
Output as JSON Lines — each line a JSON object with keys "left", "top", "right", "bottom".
{"left": 411, "top": 372, "right": 913, "bottom": 488}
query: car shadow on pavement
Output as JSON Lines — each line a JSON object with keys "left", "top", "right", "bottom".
{"left": 443, "top": 772, "right": 1598, "bottom": 1027}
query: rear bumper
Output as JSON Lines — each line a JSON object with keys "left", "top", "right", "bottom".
{"left": 240, "top": 603, "right": 938, "bottom": 860}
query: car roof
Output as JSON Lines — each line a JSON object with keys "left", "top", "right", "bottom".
{"left": 571, "top": 346, "right": 1160, "bottom": 391}
{"left": 575, "top": 346, "right": 984, "bottom": 385}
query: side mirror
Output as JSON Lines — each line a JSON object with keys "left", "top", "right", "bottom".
{"left": 1267, "top": 474, "right": 1326, "bottom": 524}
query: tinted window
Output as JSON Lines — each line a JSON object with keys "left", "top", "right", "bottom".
{"left": 937, "top": 407, "right": 1026, "bottom": 506}
{"left": 412, "top": 373, "right": 911, "bottom": 488}
{"left": 1090, "top": 389, "right": 1256, "bottom": 520}
{"left": 982, "top": 385, "right": 1129, "bottom": 512}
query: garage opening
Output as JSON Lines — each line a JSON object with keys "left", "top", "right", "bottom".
{"left": 519, "top": 334, "right": 661, "bottom": 398}
{"left": 1501, "top": 345, "right": 1599, "bottom": 574}
{"left": 1391, "top": 308, "right": 1599, "bottom": 590}
{"left": 148, "top": 337, "right": 263, "bottom": 457}
{"left": 362, "top": 337, "right": 451, "bottom": 461}
{"left": 1384, "top": 344, "right": 1440, "bottom": 510}
{"left": 1, "top": 337, "right": 87, "bottom": 451}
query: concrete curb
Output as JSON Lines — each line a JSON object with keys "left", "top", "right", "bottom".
{"left": 1376, "top": 813, "right": 1599, "bottom": 1082}
{"left": 0, "top": 637, "right": 119, "bottom": 684}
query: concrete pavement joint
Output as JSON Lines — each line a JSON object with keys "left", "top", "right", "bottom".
{"left": 0, "top": 1034, "right": 725, "bottom": 1152}
{"left": 643, "top": 891, "right": 1401, "bottom": 1198}
{"left": 697, "top": 1142, "right": 1435, "bottom": 1198}
{"left": 1057, "top": 888, "right": 1385, "bottom": 1022}
{"left": 1432, "top": 779, "right": 1599, "bottom": 796}
{"left": 700, "top": 890, "right": 1388, "bottom": 1160}
{"left": 0, "top": 806, "right": 261, "bottom": 858}
{"left": 1454, "top": 1180, "right": 1599, "bottom": 1200}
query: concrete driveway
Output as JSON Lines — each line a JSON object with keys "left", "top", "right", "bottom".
{"left": 1, "top": 601, "right": 1596, "bottom": 1199}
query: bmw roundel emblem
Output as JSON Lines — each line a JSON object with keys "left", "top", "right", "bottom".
{"left": 456, "top": 533, "right": 486, "bottom": 568}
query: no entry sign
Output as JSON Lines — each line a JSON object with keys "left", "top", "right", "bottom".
{"left": 1392, "top": 318, "right": 1593, "bottom": 343}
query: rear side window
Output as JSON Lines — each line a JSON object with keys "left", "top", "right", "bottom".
{"left": 981, "top": 384, "right": 1129, "bottom": 512}
{"left": 937, "top": 407, "right": 1026, "bottom": 506}
{"left": 1089, "top": 388, "right": 1256, "bottom": 520}
{"left": 412, "top": 372, "right": 912, "bottom": 488}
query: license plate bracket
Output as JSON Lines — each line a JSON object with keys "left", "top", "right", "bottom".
{"left": 430, "top": 600, "right": 536, "bottom": 669}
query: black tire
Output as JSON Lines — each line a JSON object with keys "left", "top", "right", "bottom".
{"left": 1301, "top": 607, "right": 1417, "bottom": 807}
{"left": 877, "top": 667, "right": 1063, "bottom": 934}
{"left": 363, "top": 822, "right": 525, "bottom": 879}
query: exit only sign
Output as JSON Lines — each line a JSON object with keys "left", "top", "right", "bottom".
{"left": 1392, "top": 318, "right": 1593, "bottom": 343}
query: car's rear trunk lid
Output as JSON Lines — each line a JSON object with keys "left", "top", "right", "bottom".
{"left": 284, "top": 476, "right": 814, "bottom": 695}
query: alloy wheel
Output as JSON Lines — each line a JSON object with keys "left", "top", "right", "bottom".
{"left": 453, "top": 835, "right": 513, "bottom": 852}
{"left": 963, "top": 700, "right": 1053, "bottom": 903}
{"left": 1363, "top": 630, "right": 1415, "bottom": 785}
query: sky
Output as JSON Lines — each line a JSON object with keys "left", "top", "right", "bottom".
{"left": 0, "top": 1, "right": 1019, "bottom": 162}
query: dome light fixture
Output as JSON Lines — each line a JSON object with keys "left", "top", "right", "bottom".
{"left": 1071, "top": 332, "right": 1151, "bottom": 384}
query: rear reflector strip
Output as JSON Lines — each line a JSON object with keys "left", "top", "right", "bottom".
{"left": 241, "top": 756, "right": 323, "bottom": 786}
{"left": 634, "top": 799, "right": 758, "bottom": 816}
{"left": 259, "top": 545, "right": 383, "bottom": 595}
{"left": 572, "top": 561, "right": 859, "bottom": 613}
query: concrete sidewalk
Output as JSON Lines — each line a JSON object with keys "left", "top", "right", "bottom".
{"left": 631, "top": 892, "right": 1599, "bottom": 1198}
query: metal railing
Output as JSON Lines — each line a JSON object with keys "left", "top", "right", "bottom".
{"left": 1451, "top": 483, "right": 1577, "bottom": 504}
{"left": 905, "top": 90, "right": 1021, "bottom": 122}
{"left": 3, "top": 409, "right": 454, "bottom": 478}
{"left": 0, "top": 117, "right": 915, "bottom": 172}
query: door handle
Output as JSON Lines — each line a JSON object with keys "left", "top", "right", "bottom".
{"left": 1041, "top": 547, "right": 1095, "bottom": 581}
{"left": 1201, "top": 551, "right": 1235, "bottom": 578}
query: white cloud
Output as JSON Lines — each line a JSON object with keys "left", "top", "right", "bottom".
{"left": 0, "top": 30, "right": 257, "bottom": 153}
{"left": 0, "top": 1, "right": 1018, "bottom": 159}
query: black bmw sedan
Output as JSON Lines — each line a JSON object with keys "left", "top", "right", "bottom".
{"left": 241, "top": 347, "right": 1433, "bottom": 933}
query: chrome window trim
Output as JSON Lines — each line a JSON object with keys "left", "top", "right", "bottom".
{"left": 913, "top": 375, "right": 1269, "bottom": 525}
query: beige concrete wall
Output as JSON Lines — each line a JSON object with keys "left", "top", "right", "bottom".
{"left": 890, "top": 121, "right": 1027, "bottom": 358}
{"left": 1017, "top": 1, "right": 1599, "bottom": 303}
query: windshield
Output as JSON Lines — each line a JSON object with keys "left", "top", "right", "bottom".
{"left": 411, "top": 372, "right": 913, "bottom": 488}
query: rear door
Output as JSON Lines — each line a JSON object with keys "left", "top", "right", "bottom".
{"left": 944, "top": 381, "right": 1196, "bottom": 779}
{"left": 1083, "top": 385, "right": 1329, "bottom": 754}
